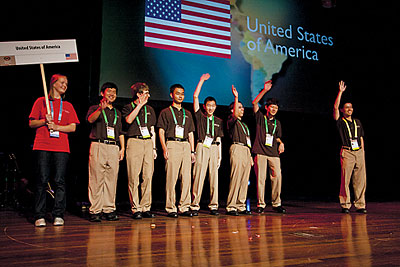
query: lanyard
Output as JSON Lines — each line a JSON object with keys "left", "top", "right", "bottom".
{"left": 50, "top": 99, "right": 63, "bottom": 122}
{"left": 102, "top": 108, "right": 117, "bottom": 126}
{"left": 206, "top": 115, "right": 215, "bottom": 136}
{"left": 131, "top": 102, "right": 147, "bottom": 126}
{"left": 342, "top": 118, "right": 357, "bottom": 139}
{"left": 169, "top": 106, "right": 185, "bottom": 126}
{"left": 237, "top": 119, "right": 250, "bottom": 136}
{"left": 264, "top": 116, "right": 276, "bottom": 135}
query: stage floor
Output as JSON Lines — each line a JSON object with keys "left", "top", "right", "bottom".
{"left": 1, "top": 202, "right": 399, "bottom": 266}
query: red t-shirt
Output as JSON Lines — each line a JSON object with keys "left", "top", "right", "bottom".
{"left": 29, "top": 97, "right": 80, "bottom": 153}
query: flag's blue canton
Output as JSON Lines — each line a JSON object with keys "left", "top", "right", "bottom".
{"left": 145, "top": 0, "right": 182, "bottom": 22}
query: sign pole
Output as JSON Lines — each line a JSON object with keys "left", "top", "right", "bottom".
{"left": 39, "top": 63, "right": 51, "bottom": 115}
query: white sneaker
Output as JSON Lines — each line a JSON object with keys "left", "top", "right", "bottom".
{"left": 35, "top": 218, "right": 46, "bottom": 227}
{"left": 53, "top": 217, "right": 64, "bottom": 226}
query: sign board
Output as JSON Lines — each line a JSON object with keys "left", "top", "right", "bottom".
{"left": 0, "top": 39, "right": 78, "bottom": 66}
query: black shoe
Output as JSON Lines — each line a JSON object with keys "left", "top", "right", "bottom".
{"left": 180, "top": 211, "right": 193, "bottom": 217}
{"left": 356, "top": 208, "right": 367, "bottom": 214}
{"left": 191, "top": 210, "right": 199, "bottom": 216}
{"left": 132, "top": 212, "right": 143, "bottom": 219}
{"left": 272, "top": 206, "right": 286, "bottom": 214}
{"left": 226, "top": 210, "right": 239, "bottom": 216}
{"left": 341, "top": 208, "right": 350, "bottom": 214}
{"left": 256, "top": 207, "right": 264, "bottom": 214}
{"left": 104, "top": 211, "right": 119, "bottom": 221}
{"left": 89, "top": 213, "right": 102, "bottom": 222}
{"left": 142, "top": 211, "right": 155, "bottom": 218}
{"left": 238, "top": 210, "right": 252, "bottom": 215}
{"left": 210, "top": 209, "right": 219, "bottom": 216}
{"left": 167, "top": 212, "right": 178, "bottom": 218}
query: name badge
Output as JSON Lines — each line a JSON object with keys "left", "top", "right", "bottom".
{"left": 107, "top": 126, "right": 115, "bottom": 139}
{"left": 265, "top": 133, "right": 273, "bottom": 147}
{"left": 351, "top": 139, "right": 359, "bottom": 150}
{"left": 50, "top": 130, "right": 60, "bottom": 138}
{"left": 246, "top": 136, "right": 252, "bottom": 148}
{"left": 140, "top": 126, "right": 151, "bottom": 138}
{"left": 175, "top": 125, "right": 184, "bottom": 138}
{"left": 203, "top": 136, "right": 213, "bottom": 148}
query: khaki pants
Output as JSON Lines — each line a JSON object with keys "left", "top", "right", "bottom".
{"left": 254, "top": 154, "right": 282, "bottom": 208}
{"left": 191, "top": 143, "right": 219, "bottom": 211}
{"left": 226, "top": 144, "right": 252, "bottom": 212}
{"left": 165, "top": 141, "right": 192, "bottom": 213}
{"left": 88, "top": 142, "right": 119, "bottom": 214}
{"left": 339, "top": 148, "right": 367, "bottom": 209}
{"left": 126, "top": 138, "right": 154, "bottom": 213}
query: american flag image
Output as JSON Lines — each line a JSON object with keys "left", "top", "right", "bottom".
{"left": 65, "top": 53, "right": 77, "bottom": 60}
{"left": 144, "top": 0, "right": 231, "bottom": 59}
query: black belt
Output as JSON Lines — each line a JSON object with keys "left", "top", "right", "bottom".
{"left": 198, "top": 140, "right": 220, "bottom": 145}
{"left": 130, "top": 135, "right": 151, "bottom": 140}
{"left": 232, "top": 142, "right": 250, "bottom": 149}
{"left": 93, "top": 139, "right": 118, "bottom": 145}
{"left": 167, "top": 137, "right": 188, "bottom": 142}
{"left": 342, "top": 146, "right": 362, "bottom": 151}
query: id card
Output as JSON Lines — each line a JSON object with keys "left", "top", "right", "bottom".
{"left": 140, "top": 126, "right": 151, "bottom": 138}
{"left": 49, "top": 130, "right": 60, "bottom": 138}
{"left": 107, "top": 126, "right": 115, "bottom": 139}
{"left": 265, "top": 133, "right": 273, "bottom": 147}
{"left": 351, "top": 139, "right": 360, "bottom": 150}
{"left": 175, "top": 125, "right": 184, "bottom": 138}
{"left": 246, "top": 136, "right": 252, "bottom": 148}
{"left": 203, "top": 136, "right": 213, "bottom": 148}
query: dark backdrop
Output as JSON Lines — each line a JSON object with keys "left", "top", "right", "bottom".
{"left": 0, "top": 0, "right": 397, "bottom": 212}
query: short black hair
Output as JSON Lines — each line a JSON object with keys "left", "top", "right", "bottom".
{"left": 101, "top": 82, "right": 118, "bottom": 93}
{"left": 204, "top": 96, "right": 216, "bottom": 106}
{"left": 265, "top": 98, "right": 279, "bottom": 107}
{"left": 229, "top": 101, "right": 243, "bottom": 111}
{"left": 170, "top": 83, "right": 184, "bottom": 94}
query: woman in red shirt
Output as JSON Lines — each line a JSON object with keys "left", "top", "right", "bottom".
{"left": 29, "top": 74, "right": 80, "bottom": 227}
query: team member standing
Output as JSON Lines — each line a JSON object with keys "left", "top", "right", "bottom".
{"left": 87, "top": 82, "right": 125, "bottom": 222}
{"left": 226, "top": 85, "right": 253, "bottom": 216}
{"left": 157, "top": 84, "right": 196, "bottom": 218}
{"left": 191, "top": 74, "right": 224, "bottom": 216}
{"left": 122, "top": 83, "right": 157, "bottom": 219}
{"left": 333, "top": 81, "right": 367, "bottom": 214}
{"left": 29, "top": 74, "right": 80, "bottom": 227}
{"left": 252, "top": 81, "right": 286, "bottom": 214}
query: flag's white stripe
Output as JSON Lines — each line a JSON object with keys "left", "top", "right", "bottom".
{"left": 145, "top": 36, "right": 231, "bottom": 54}
{"left": 185, "top": 0, "right": 230, "bottom": 11}
{"left": 181, "top": 14, "right": 230, "bottom": 27}
{"left": 145, "top": 26, "right": 231, "bottom": 45}
{"left": 145, "top": 16, "right": 230, "bottom": 36}
{"left": 182, "top": 4, "right": 230, "bottom": 19}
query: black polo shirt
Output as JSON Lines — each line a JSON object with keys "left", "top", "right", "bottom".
{"left": 227, "top": 114, "right": 251, "bottom": 147}
{"left": 86, "top": 105, "right": 123, "bottom": 141}
{"left": 156, "top": 106, "right": 195, "bottom": 139}
{"left": 195, "top": 110, "right": 224, "bottom": 141}
{"left": 336, "top": 117, "right": 364, "bottom": 147}
{"left": 252, "top": 110, "right": 282, "bottom": 157}
{"left": 122, "top": 103, "right": 157, "bottom": 137}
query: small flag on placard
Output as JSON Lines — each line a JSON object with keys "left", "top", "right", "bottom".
{"left": 144, "top": 0, "right": 231, "bottom": 59}
{"left": 65, "top": 53, "right": 77, "bottom": 60}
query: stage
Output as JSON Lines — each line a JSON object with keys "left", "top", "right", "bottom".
{"left": 1, "top": 202, "right": 399, "bottom": 266}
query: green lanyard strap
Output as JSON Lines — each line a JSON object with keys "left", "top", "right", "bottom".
{"left": 102, "top": 108, "right": 117, "bottom": 126}
{"left": 264, "top": 116, "right": 277, "bottom": 135}
{"left": 131, "top": 102, "right": 147, "bottom": 126}
{"left": 206, "top": 115, "right": 215, "bottom": 137}
{"left": 237, "top": 120, "right": 250, "bottom": 136}
{"left": 342, "top": 118, "right": 357, "bottom": 139}
{"left": 169, "top": 106, "right": 186, "bottom": 126}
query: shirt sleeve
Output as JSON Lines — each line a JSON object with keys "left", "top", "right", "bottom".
{"left": 148, "top": 106, "right": 157, "bottom": 127}
{"left": 156, "top": 109, "right": 168, "bottom": 130}
{"left": 66, "top": 102, "right": 80, "bottom": 125}
{"left": 29, "top": 98, "right": 45, "bottom": 120}
{"left": 86, "top": 105, "right": 99, "bottom": 122}
{"left": 187, "top": 111, "right": 195, "bottom": 133}
{"left": 122, "top": 103, "right": 133, "bottom": 119}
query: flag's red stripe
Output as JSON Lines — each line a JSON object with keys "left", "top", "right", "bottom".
{"left": 145, "top": 22, "right": 230, "bottom": 41}
{"left": 182, "top": 9, "right": 231, "bottom": 23}
{"left": 206, "top": 0, "right": 231, "bottom": 5}
{"left": 145, "top": 42, "right": 231, "bottom": 58}
{"left": 181, "top": 19, "right": 230, "bottom": 32}
{"left": 145, "top": 32, "right": 231, "bottom": 50}
{"left": 182, "top": 0, "right": 230, "bottom": 14}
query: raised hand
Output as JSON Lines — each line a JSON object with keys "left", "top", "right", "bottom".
{"left": 200, "top": 73, "right": 210, "bottom": 81}
{"left": 264, "top": 80, "right": 272, "bottom": 91}
{"left": 339, "top": 80, "right": 346, "bottom": 92}
{"left": 232, "top": 85, "right": 238, "bottom": 98}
